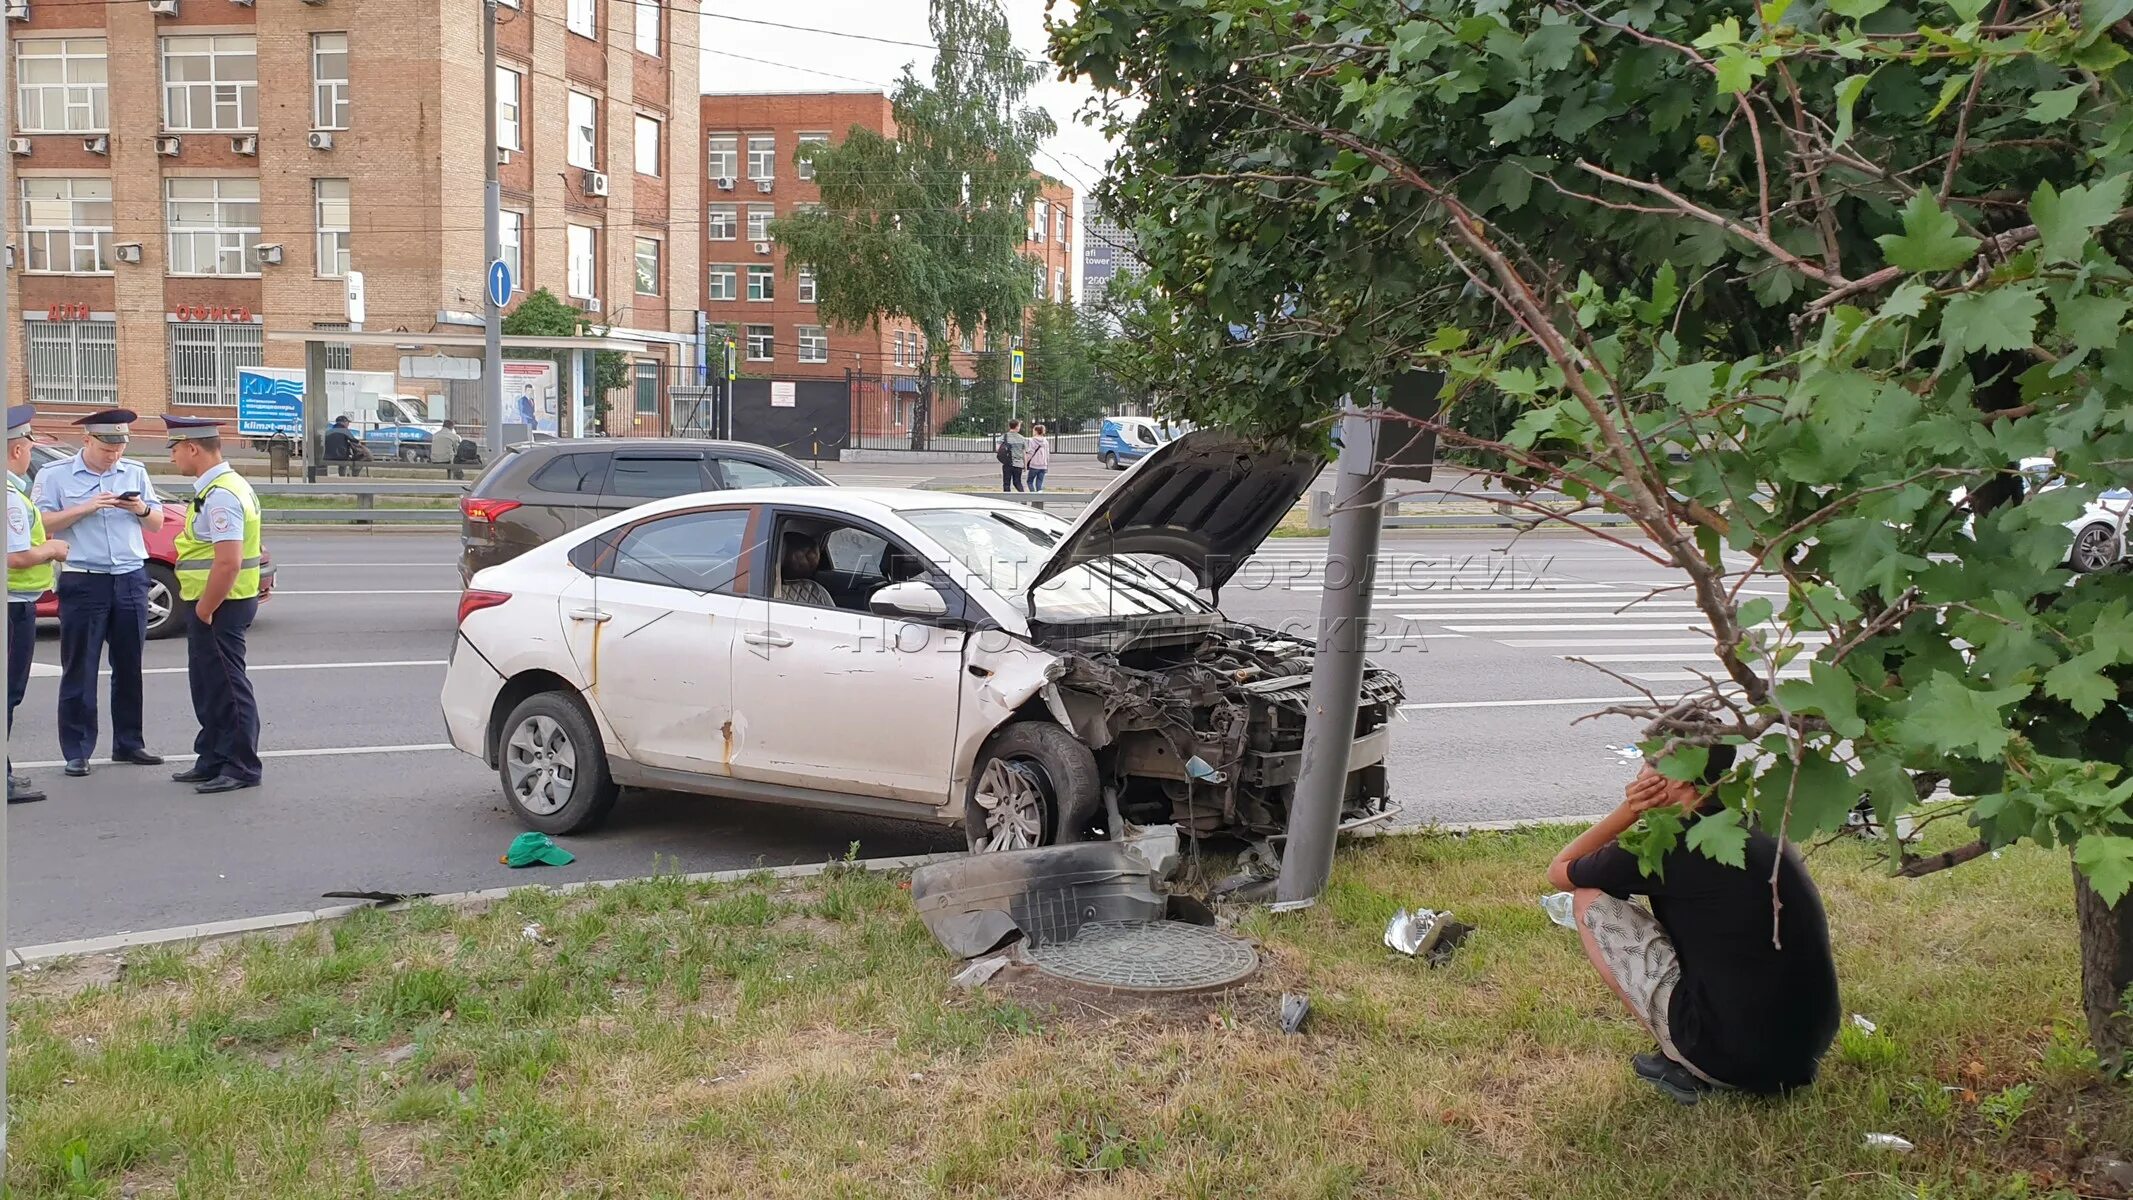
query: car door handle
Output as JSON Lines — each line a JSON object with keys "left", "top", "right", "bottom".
{"left": 742, "top": 631, "right": 793, "bottom": 648}
{"left": 567, "top": 608, "right": 611, "bottom": 624}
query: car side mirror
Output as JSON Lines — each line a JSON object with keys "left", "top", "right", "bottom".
{"left": 870, "top": 580, "right": 949, "bottom": 621}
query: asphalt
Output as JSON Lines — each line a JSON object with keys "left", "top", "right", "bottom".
{"left": 5, "top": 522, "right": 1741, "bottom": 945}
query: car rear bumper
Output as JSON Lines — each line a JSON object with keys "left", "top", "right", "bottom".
{"left": 441, "top": 633, "right": 506, "bottom": 762}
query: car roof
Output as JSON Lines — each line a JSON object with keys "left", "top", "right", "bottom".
{"left": 614, "top": 485, "right": 1045, "bottom": 523}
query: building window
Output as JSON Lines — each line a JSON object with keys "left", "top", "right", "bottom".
{"left": 707, "top": 134, "right": 738, "bottom": 181}
{"left": 1054, "top": 268, "right": 1065, "bottom": 304}
{"left": 168, "top": 321, "right": 264, "bottom": 408}
{"left": 1033, "top": 264, "right": 1046, "bottom": 300}
{"left": 566, "top": 224, "right": 597, "bottom": 300}
{"left": 746, "top": 205, "right": 772, "bottom": 243}
{"left": 707, "top": 263, "right": 737, "bottom": 301}
{"left": 797, "top": 325, "right": 828, "bottom": 364}
{"left": 635, "top": 0, "right": 663, "bottom": 55}
{"left": 708, "top": 204, "right": 738, "bottom": 240}
{"left": 566, "top": 0, "right": 596, "bottom": 38}
{"left": 25, "top": 319, "right": 117, "bottom": 406}
{"left": 166, "top": 177, "right": 262, "bottom": 277}
{"left": 161, "top": 35, "right": 258, "bottom": 133}
{"left": 567, "top": 90, "right": 598, "bottom": 170}
{"left": 745, "top": 324, "right": 773, "bottom": 362}
{"left": 634, "top": 237, "right": 661, "bottom": 296}
{"left": 315, "top": 179, "right": 351, "bottom": 279}
{"left": 499, "top": 210, "right": 523, "bottom": 285}
{"left": 634, "top": 360, "right": 661, "bottom": 415}
{"left": 21, "top": 178, "right": 112, "bottom": 274}
{"left": 746, "top": 264, "right": 774, "bottom": 302}
{"left": 959, "top": 330, "right": 973, "bottom": 354}
{"left": 313, "top": 322, "right": 353, "bottom": 372}
{"left": 892, "top": 330, "right": 905, "bottom": 368}
{"left": 1056, "top": 208, "right": 1067, "bottom": 243}
{"left": 797, "top": 269, "right": 816, "bottom": 304}
{"left": 1032, "top": 199, "right": 1048, "bottom": 243}
{"left": 796, "top": 132, "right": 829, "bottom": 181}
{"left": 634, "top": 114, "right": 661, "bottom": 177}
{"left": 311, "top": 33, "right": 350, "bottom": 130}
{"left": 746, "top": 135, "right": 775, "bottom": 181}
{"left": 496, "top": 66, "right": 522, "bottom": 151}
{"left": 16, "top": 38, "right": 108, "bottom": 134}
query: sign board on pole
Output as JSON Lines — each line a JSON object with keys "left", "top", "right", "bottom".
{"left": 344, "top": 270, "right": 366, "bottom": 330}
{"left": 726, "top": 339, "right": 737, "bottom": 383}
{"left": 487, "top": 259, "right": 514, "bottom": 310}
{"left": 237, "top": 370, "right": 305, "bottom": 437}
{"left": 1010, "top": 349, "right": 1025, "bottom": 385}
{"left": 695, "top": 311, "right": 711, "bottom": 384}
{"left": 400, "top": 354, "right": 483, "bottom": 381}
{"left": 770, "top": 381, "right": 796, "bottom": 408}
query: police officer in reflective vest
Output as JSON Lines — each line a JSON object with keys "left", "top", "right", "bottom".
{"left": 7, "top": 405, "right": 69, "bottom": 804}
{"left": 164, "top": 417, "right": 263, "bottom": 794}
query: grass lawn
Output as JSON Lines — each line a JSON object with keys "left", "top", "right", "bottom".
{"left": 7, "top": 829, "right": 2126, "bottom": 1199}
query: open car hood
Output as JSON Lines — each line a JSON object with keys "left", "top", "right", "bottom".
{"left": 1027, "top": 430, "right": 1324, "bottom": 606}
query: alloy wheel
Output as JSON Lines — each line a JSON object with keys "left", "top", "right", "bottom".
{"left": 973, "top": 757, "right": 1051, "bottom": 851}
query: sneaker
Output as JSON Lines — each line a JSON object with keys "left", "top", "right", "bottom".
{"left": 1632, "top": 1050, "right": 1712, "bottom": 1106}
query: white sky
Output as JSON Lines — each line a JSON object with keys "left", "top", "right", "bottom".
{"left": 695, "top": 0, "right": 1123, "bottom": 291}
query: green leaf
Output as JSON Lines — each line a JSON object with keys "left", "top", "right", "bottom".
{"left": 1622, "top": 807, "right": 1686, "bottom": 879}
{"left": 1926, "top": 74, "right": 1971, "bottom": 122}
{"left": 1897, "top": 671, "right": 2032, "bottom": 759}
{"left": 2076, "top": 835, "right": 2133, "bottom": 905}
{"left": 1941, "top": 285, "right": 2045, "bottom": 354}
{"left": 1656, "top": 744, "right": 1711, "bottom": 782}
{"left": 1829, "top": 0, "right": 1890, "bottom": 17}
{"left": 2059, "top": 293, "right": 2131, "bottom": 355}
{"left": 2026, "top": 86, "right": 2085, "bottom": 126}
{"left": 1775, "top": 660, "right": 1867, "bottom": 737}
{"left": 1881, "top": 280, "right": 1933, "bottom": 320}
{"left": 1714, "top": 51, "right": 1761, "bottom": 96}
{"left": 1685, "top": 807, "right": 1750, "bottom": 868}
{"left": 1877, "top": 190, "right": 1981, "bottom": 272}
{"left": 1485, "top": 93, "right": 1545, "bottom": 143}
{"left": 1832, "top": 74, "right": 1872, "bottom": 147}
{"left": 2084, "top": 0, "right": 2133, "bottom": 42}
{"left": 2033, "top": 175, "right": 2131, "bottom": 264}
{"left": 1522, "top": 21, "right": 1583, "bottom": 72}
{"left": 1946, "top": 0, "right": 1989, "bottom": 20}
{"left": 2045, "top": 648, "right": 2120, "bottom": 717}
{"left": 1739, "top": 596, "right": 1775, "bottom": 628}
{"left": 1692, "top": 17, "right": 1743, "bottom": 48}
{"left": 1753, "top": 751, "right": 1862, "bottom": 839}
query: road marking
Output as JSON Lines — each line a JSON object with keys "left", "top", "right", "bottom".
{"left": 1445, "top": 623, "right": 1715, "bottom": 633}
{"left": 1401, "top": 696, "right": 1647, "bottom": 711}
{"left": 272, "top": 589, "right": 460, "bottom": 595}
{"left": 1496, "top": 637, "right": 1825, "bottom": 648}
{"left": 31, "top": 659, "right": 447, "bottom": 679}
{"left": 13, "top": 742, "right": 455, "bottom": 771}
{"left": 1575, "top": 652, "right": 1814, "bottom": 663}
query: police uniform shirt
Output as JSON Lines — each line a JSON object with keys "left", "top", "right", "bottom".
{"left": 7, "top": 471, "right": 40, "bottom": 603}
{"left": 192, "top": 463, "right": 248, "bottom": 549}
{"left": 31, "top": 453, "right": 157, "bottom": 574}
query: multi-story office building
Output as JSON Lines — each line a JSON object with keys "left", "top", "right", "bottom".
{"left": 3, "top": 0, "right": 701, "bottom": 431}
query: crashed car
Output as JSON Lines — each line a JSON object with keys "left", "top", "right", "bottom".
{"left": 440, "top": 431, "right": 1404, "bottom": 848}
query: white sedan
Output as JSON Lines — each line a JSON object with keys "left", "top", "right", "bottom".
{"left": 1955, "top": 458, "right": 2132, "bottom": 573}
{"left": 441, "top": 432, "right": 1404, "bottom": 850}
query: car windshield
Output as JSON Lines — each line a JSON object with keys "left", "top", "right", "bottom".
{"left": 906, "top": 508, "right": 1212, "bottom": 622}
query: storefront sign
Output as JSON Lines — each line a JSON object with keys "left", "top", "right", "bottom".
{"left": 44, "top": 302, "right": 93, "bottom": 321}
{"left": 170, "top": 304, "right": 256, "bottom": 323}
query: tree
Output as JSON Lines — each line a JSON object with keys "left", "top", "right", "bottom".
{"left": 774, "top": 0, "right": 1054, "bottom": 449}
{"left": 1056, "top": 0, "right": 2133, "bottom": 1058}
{"left": 501, "top": 288, "right": 629, "bottom": 433}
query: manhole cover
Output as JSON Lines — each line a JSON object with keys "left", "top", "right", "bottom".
{"left": 1025, "top": 921, "right": 1258, "bottom": 992}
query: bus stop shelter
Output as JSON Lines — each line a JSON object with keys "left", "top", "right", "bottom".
{"left": 265, "top": 329, "right": 665, "bottom": 478}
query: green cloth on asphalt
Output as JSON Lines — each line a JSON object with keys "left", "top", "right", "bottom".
{"left": 502, "top": 832, "right": 574, "bottom": 868}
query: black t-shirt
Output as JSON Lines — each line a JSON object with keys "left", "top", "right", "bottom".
{"left": 1570, "top": 825, "right": 1839, "bottom": 1093}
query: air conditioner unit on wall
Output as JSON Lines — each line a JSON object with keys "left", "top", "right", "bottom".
{"left": 585, "top": 171, "right": 609, "bottom": 197}
{"left": 308, "top": 131, "right": 335, "bottom": 151}
{"left": 496, "top": 147, "right": 511, "bottom": 166}
{"left": 155, "top": 135, "right": 182, "bottom": 156}
{"left": 585, "top": 298, "right": 602, "bottom": 313}
{"left": 231, "top": 135, "right": 258, "bottom": 155}
{"left": 147, "top": 0, "right": 178, "bottom": 14}
{"left": 715, "top": 177, "right": 734, "bottom": 191}
{"left": 754, "top": 241, "right": 771, "bottom": 255}
{"left": 756, "top": 178, "right": 773, "bottom": 193}
{"left": 83, "top": 135, "right": 108, "bottom": 154}
{"left": 255, "top": 243, "right": 283, "bottom": 266}
{"left": 114, "top": 242, "right": 143, "bottom": 265}
{"left": 3, "top": 1, "right": 29, "bottom": 21}
{"left": 6, "top": 138, "right": 29, "bottom": 157}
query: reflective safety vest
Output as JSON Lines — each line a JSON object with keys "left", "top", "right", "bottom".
{"left": 7, "top": 482, "right": 53, "bottom": 597}
{"left": 174, "top": 471, "right": 262, "bottom": 601}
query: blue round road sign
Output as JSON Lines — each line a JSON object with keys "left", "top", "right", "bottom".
{"left": 487, "top": 259, "right": 513, "bottom": 309}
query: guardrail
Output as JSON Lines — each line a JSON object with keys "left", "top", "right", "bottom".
{"left": 1308, "top": 489, "right": 1630, "bottom": 530}
{"left": 148, "top": 478, "right": 470, "bottom": 526}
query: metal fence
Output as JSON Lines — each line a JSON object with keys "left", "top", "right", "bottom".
{"left": 846, "top": 369, "right": 1104, "bottom": 455}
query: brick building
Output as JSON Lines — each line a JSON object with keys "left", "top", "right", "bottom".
{"left": 3, "top": 0, "right": 701, "bottom": 433}
{"left": 697, "top": 90, "right": 1073, "bottom": 437}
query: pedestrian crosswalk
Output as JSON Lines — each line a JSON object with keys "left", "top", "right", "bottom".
{"left": 1243, "top": 553, "right": 1810, "bottom": 684}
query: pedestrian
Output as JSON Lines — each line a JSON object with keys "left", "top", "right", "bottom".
{"left": 999, "top": 418, "right": 1028, "bottom": 492}
{"left": 323, "top": 415, "right": 364, "bottom": 477}
{"left": 6, "top": 405, "right": 68, "bottom": 804}
{"left": 429, "top": 419, "right": 463, "bottom": 469}
{"left": 1547, "top": 747, "right": 1839, "bottom": 1103}
{"left": 163, "top": 417, "right": 263, "bottom": 794}
{"left": 31, "top": 410, "right": 166, "bottom": 778}
{"left": 1026, "top": 423, "right": 1051, "bottom": 492}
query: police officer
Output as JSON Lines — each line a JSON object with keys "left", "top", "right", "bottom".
{"left": 164, "top": 417, "right": 262, "bottom": 793}
{"left": 6, "top": 405, "right": 69, "bottom": 804}
{"left": 32, "top": 409, "right": 165, "bottom": 776}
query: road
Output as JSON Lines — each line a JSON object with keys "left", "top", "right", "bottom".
{"left": 5, "top": 524, "right": 1767, "bottom": 945}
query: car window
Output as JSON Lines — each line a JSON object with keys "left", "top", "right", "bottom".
{"left": 825, "top": 527, "right": 889, "bottom": 574}
{"left": 603, "top": 509, "right": 750, "bottom": 593}
{"left": 528, "top": 453, "right": 604, "bottom": 494}
{"left": 607, "top": 455, "right": 709, "bottom": 499}
{"left": 907, "top": 508, "right": 1209, "bottom": 622}
{"left": 717, "top": 458, "right": 810, "bottom": 489}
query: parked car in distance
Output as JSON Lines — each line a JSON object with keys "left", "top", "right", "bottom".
{"left": 24, "top": 439, "right": 276, "bottom": 639}
{"left": 457, "top": 439, "right": 831, "bottom": 585}
{"left": 442, "top": 431, "right": 1404, "bottom": 849}
{"left": 1098, "top": 416, "right": 1190, "bottom": 470}
{"left": 1953, "top": 457, "right": 2133, "bottom": 573}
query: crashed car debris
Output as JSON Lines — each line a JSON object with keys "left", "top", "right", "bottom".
{"left": 911, "top": 825, "right": 1183, "bottom": 958}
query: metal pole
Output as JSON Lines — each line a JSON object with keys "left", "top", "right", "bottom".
{"left": 1276, "top": 404, "right": 1385, "bottom": 907}
{"left": 482, "top": 0, "right": 505, "bottom": 456}
{"left": 2, "top": 6, "right": 14, "bottom": 1158}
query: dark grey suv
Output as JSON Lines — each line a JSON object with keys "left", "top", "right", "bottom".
{"left": 458, "top": 439, "right": 829, "bottom": 584}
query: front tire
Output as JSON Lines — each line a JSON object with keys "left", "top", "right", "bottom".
{"left": 2071, "top": 522, "right": 2122, "bottom": 573}
{"left": 145, "top": 563, "right": 182, "bottom": 640}
{"left": 498, "top": 691, "right": 619, "bottom": 835}
{"left": 963, "top": 722, "right": 1101, "bottom": 853}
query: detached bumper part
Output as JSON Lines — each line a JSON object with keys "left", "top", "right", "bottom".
{"left": 910, "top": 825, "right": 1181, "bottom": 959}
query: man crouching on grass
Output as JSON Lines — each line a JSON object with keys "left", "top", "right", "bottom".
{"left": 1548, "top": 745, "right": 1840, "bottom": 1104}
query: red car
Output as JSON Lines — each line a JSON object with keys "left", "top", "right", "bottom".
{"left": 26, "top": 439, "right": 275, "bottom": 639}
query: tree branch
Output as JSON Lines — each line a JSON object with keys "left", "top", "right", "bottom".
{"left": 1898, "top": 838, "right": 1993, "bottom": 877}
{"left": 1574, "top": 161, "right": 1846, "bottom": 288}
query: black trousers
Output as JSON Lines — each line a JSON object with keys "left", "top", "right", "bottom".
{"left": 187, "top": 596, "right": 261, "bottom": 784}
{"left": 8, "top": 599, "right": 34, "bottom": 778}
{"left": 56, "top": 569, "right": 149, "bottom": 761}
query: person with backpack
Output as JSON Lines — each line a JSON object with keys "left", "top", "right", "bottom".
{"left": 997, "top": 419, "right": 1028, "bottom": 492}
